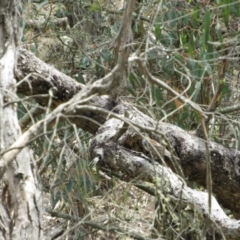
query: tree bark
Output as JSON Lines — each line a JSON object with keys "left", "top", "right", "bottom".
{"left": 0, "top": 1, "right": 42, "bottom": 239}
{"left": 12, "top": 45, "right": 240, "bottom": 238}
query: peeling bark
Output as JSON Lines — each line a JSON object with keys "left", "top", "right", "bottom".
{"left": 0, "top": 1, "right": 42, "bottom": 239}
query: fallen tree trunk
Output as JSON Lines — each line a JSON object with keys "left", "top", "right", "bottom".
{"left": 14, "top": 47, "right": 240, "bottom": 238}
{"left": 90, "top": 117, "right": 240, "bottom": 239}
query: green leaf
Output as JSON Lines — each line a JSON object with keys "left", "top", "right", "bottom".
{"left": 76, "top": 73, "right": 85, "bottom": 84}
{"left": 215, "top": 18, "right": 223, "bottom": 44}
{"left": 191, "top": 81, "right": 201, "bottom": 102}
{"left": 192, "top": 6, "right": 199, "bottom": 28}
{"left": 180, "top": 32, "right": 187, "bottom": 46}
{"left": 222, "top": 79, "right": 231, "bottom": 97}
{"left": 100, "top": 50, "right": 111, "bottom": 62}
{"left": 126, "top": 86, "right": 136, "bottom": 97}
{"left": 203, "top": 10, "right": 211, "bottom": 46}
{"left": 95, "top": 55, "right": 105, "bottom": 77}
{"left": 162, "top": 56, "right": 174, "bottom": 78}
{"left": 129, "top": 72, "right": 137, "bottom": 90}
{"left": 36, "top": 0, "right": 48, "bottom": 10}
{"left": 222, "top": 0, "right": 230, "bottom": 29}
{"left": 81, "top": 56, "right": 91, "bottom": 68}
{"left": 113, "top": 21, "right": 119, "bottom": 33}
{"left": 153, "top": 87, "right": 163, "bottom": 106}
{"left": 66, "top": 177, "right": 75, "bottom": 192}
{"left": 154, "top": 25, "right": 161, "bottom": 42}
{"left": 188, "top": 33, "right": 195, "bottom": 56}
{"left": 89, "top": 2, "right": 100, "bottom": 12}
{"left": 169, "top": 10, "right": 178, "bottom": 28}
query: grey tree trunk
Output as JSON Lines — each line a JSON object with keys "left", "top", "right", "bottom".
{"left": 13, "top": 47, "right": 240, "bottom": 238}
{"left": 0, "top": 1, "right": 42, "bottom": 239}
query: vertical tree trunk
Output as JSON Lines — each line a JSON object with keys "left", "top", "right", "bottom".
{"left": 0, "top": 1, "right": 43, "bottom": 239}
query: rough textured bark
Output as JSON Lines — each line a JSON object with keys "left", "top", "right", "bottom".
{"left": 0, "top": 1, "right": 42, "bottom": 239}
{"left": 15, "top": 46, "right": 240, "bottom": 219}
{"left": 13, "top": 46, "right": 240, "bottom": 237}
{"left": 90, "top": 117, "right": 240, "bottom": 239}
{"left": 15, "top": 48, "right": 82, "bottom": 107}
